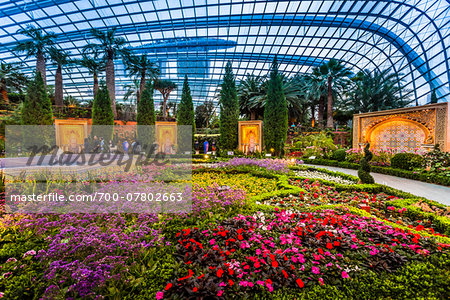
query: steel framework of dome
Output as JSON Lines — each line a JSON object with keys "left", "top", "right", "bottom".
{"left": 0, "top": 0, "right": 449, "bottom": 106}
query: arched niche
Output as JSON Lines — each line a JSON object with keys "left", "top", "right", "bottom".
{"left": 366, "top": 118, "right": 431, "bottom": 152}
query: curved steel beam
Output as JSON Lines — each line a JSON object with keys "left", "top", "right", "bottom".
{"left": 7, "top": 13, "right": 444, "bottom": 100}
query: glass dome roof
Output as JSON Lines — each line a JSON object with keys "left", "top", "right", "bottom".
{"left": 0, "top": 0, "right": 449, "bottom": 106}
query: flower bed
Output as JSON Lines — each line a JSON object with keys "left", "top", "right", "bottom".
{"left": 192, "top": 172, "right": 279, "bottom": 197}
{"left": 157, "top": 209, "right": 449, "bottom": 299}
{"left": 1, "top": 163, "right": 449, "bottom": 299}
{"left": 293, "top": 170, "right": 356, "bottom": 185}
{"left": 214, "top": 157, "right": 291, "bottom": 173}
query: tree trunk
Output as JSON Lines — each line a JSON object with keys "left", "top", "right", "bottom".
{"left": 139, "top": 73, "right": 146, "bottom": 104}
{"left": 93, "top": 72, "right": 99, "bottom": 99}
{"left": 55, "top": 64, "right": 63, "bottom": 106}
{"left": 326, "top": 76, "right": 334, "bottom": 128}
{"left": 106, "top": 55, "right": 117, "bottom": 118}
{"left": 163, "top": 93, "right": 169, "bottom": 118}
{"left": 250, "top": 111, "right": 256, "bottom": 120}
{"left": 0, "top": 79, "right": 8, "bottom": 104}
{"left": 36, "top": 51, "right": 46, "bottom": 87}
{"left": 311, "top": 104, "right": 316, "bottom": 127}
{"left": 318, "top": 94, "right": 325, "bottom": 128}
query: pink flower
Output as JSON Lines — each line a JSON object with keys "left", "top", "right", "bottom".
{"left": 256, "top": 280, "right": 265, "bottom": 286}
{"left": 267, "top": 283, "right": 273, "bottom": 292}
{"left": 209, "top": 239, "right": 216, "bottom": 245}
{"left": 217, "top": 290, "right": 224, "bottom": 296}
{"left": 342, "top": 271, "right": 349, "bottom": 279}
{"left": 312, "top": 266, "right": 320, "bottom": 274}
{"left": 156, "top": 291, "right": 164, "bottom": 300}
{"left": 239, "top": 281, "right": 248, "bottom": 287}
{"left": 319, "top": 278, "right": 324, "bottom": 286}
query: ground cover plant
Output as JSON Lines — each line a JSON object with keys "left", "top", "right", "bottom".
{"left": 0, "top": 161, "right": 449, "bottom": 299}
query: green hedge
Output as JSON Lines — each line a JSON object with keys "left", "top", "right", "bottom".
{"left": 302, "top": 158, "right": 450, "bottom": 186}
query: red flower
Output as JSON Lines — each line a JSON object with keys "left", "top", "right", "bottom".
{"left": 228, "top": 269, "right": 234, "bottom": 275}
{"left": 271, "top": 260, "right": 279, "bottom": 268}
{"left": 266, "top": 279, "right": 273, "bottom": 285}
{"left": 178, "top": 269, "right": 194, "bottom": 281}
{"left": 318, "top": 248, "right": 324, "bottom": 254}
{"left": 326, "top": 242, "right": 333, "bottom": 249}
{"left": 165, "top": 283, "right": 172, "bottom": 290}
{"left": 229, "top": 279, "right": 234, "bottom": 286}
{"left": 237, "top": 235, "right": 244, "bottom": 240}
{"left": 282, "top": 270, "right": 288, "bottom": 279}
{"left": 197, "top": 274, "right": 205, "bottom": 279}
{"left": 416, "top": 225, "right": 425, "bottom": 231}
{"left": 333, "top": 241, "right": 340, "bottom": 247}
{"left": 254, "top": 261, "right": 261, "bottom": 268}
{"left": 193, "top": 287, "right": 198, "bottom": 292}
{"left": 217, "top": 269, "right": 224, "bottom": 278}
{"left": 296, "top": 278, "right": 304, "bottom": 288}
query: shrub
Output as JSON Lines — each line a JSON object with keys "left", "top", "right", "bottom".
{"left": 264, "top": 58, "right": 288, "bottom": 156}
{"left": 91, "top": 82, "right": 114, "bottom": 141}
{"left": 391, "top": 153, "right": 423, "bottom": 170}
{"left": 137, "top": 81, "right": 156, "bottom": 150}
{"left": 219, "top": 61, "right": 239, "bottom": 150}
{"left": 293, "top": 133, "right": 337, "bottom": 158}
{"left": 21, "top": 72, "right": 53, "bottom": 125}
{"left": 332, "top": 149, "right": 346, "bottom": 161}
{"left": 177, "top": 75, "right": 195, "bottom": 151}
{"left": 358, "top": 143, "right": 374, "bottom": 184}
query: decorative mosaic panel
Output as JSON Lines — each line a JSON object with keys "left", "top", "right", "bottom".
{"left": 361, "top": 109, "right": 436, "bottom": 143}
{"left": 369, "top": 120, "right": 426, "bottom": 152}
{"left": 353, "top": 104, "right": 449, "bottom": 153}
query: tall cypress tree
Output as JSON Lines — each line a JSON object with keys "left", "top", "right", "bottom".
{"left": 430, "top": 89, "right": 438, "bottom": 104}
{"left": 177, "top": 75, "right": 195, "bottom": 152}
{"left": 91, "top": 82, "right": 114, "bottom": 141}
{"left": 219, "top": 61, "right": 239, "bottom": 150}
{"left": 21, "top": 71, "right": 53, "bottom": 125}
{"left": 137, "top": 80, "right": 156, "bottom": 151}
{"left": 21, "top": 71, "right": 54, "bottom": 151}
{"left": 264, "top": 58, "right": 288, "bottom": 156}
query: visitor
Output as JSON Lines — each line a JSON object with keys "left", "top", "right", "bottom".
{"left": 92, "top": 136, "right": 100, "bottom": 153}
{"left": 134, "top": 140, "right": 142, "bottom": 154}
{"left": 123, "top": 139, "right": 129, "bottom": 154}
{"left": 131, "top": 139, "right": 137, "bottom": 154}
{"left": 83, "top": 138, "right": 89, "bottom": 153}
{"left": 100, "top": 137, "right": 105, "bottom": 152}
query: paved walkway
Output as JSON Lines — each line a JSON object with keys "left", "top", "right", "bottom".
{"left": 304, "top": 164, "right": 450, "bottom": 205}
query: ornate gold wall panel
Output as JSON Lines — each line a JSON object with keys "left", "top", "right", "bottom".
{"left": 352, "top": 103, "right": 449, "bottom": 152}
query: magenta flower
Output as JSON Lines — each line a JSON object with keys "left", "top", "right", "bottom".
{"left": 342, "top": 271, "right": 349, "bottom": 279}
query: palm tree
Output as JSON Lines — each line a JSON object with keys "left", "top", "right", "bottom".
{"left": 14, "top": 25, "right": 56, "bottom": 87}
{"left": 237, "top": 74, "right": 306, "bottom": 122}
{"left": 123, "top": 79, "right": 140, "bottom": 107}
{"left": 124, "top": 54, "right": 159, "bottom": 104}
{"left": 64, "top": 95, "right": 79, "bottom": 107}
{"left": 313, "top": 59, "right": 352, "bottom": 128}
{"left": 344, "top": 69, "right": 412, "bottom": 113}
{"left": 154, "top": 79, "right": 178, "bottom": 118}
{"left": 0, "top": 62, "right": 28, "bottom": 103}
{"left": 302, "top": 73, "right": 326, "bottom": 127}
{"left": 77, "top": 52, "right": 106, "bottom": 98}
{"left": 85, "top": 28, "right": 130, "bottom": 117}
{"left": 48, "top": 47, "right": 71, "bottom": 107}
{"left": 237, "top": 74, "right": 265, "bottom": 120}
